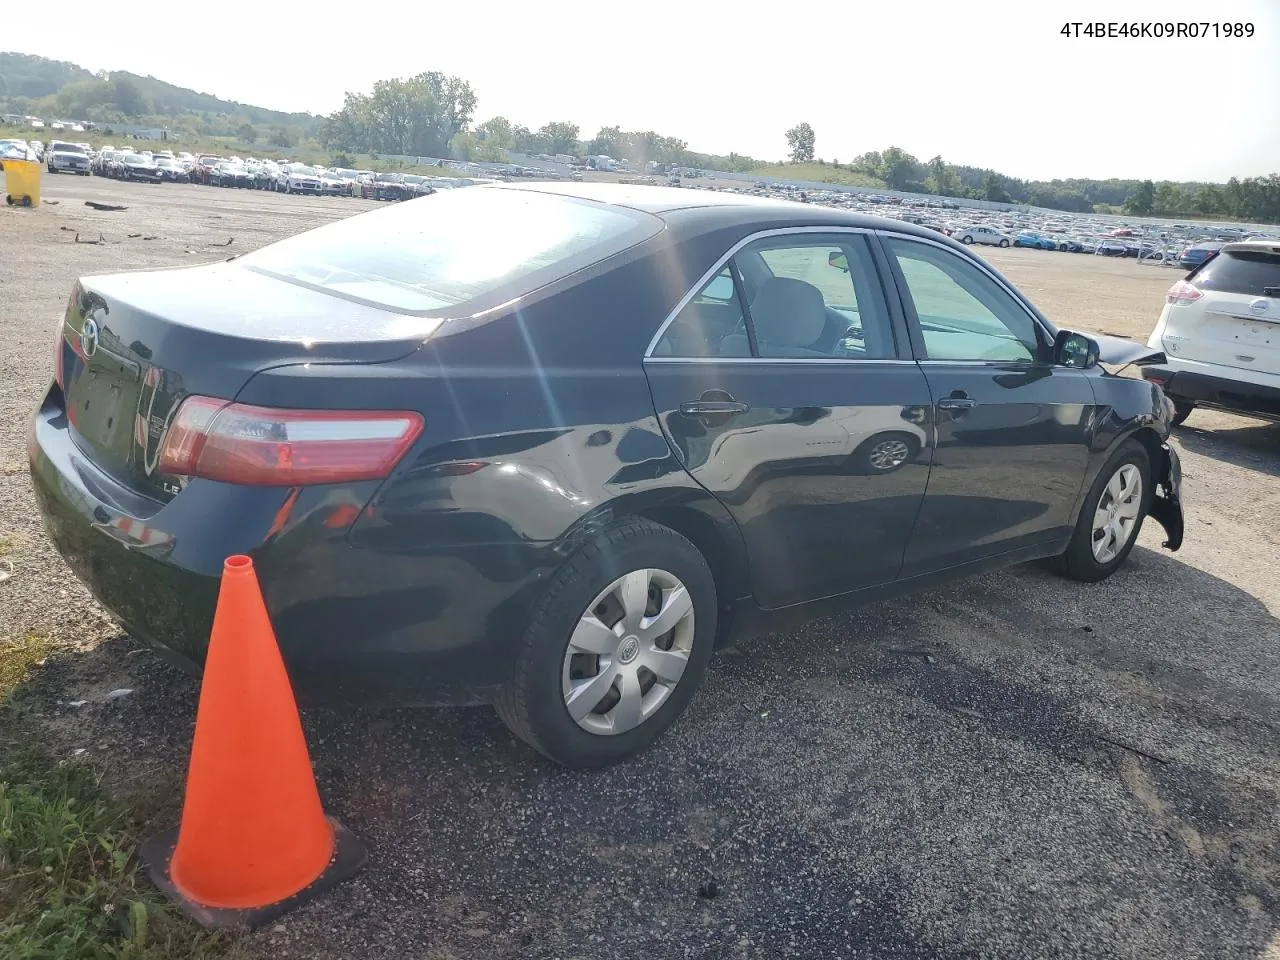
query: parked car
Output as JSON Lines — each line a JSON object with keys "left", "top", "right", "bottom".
{"left": 1143, "top": 240, "right": 1280, "bottom": 424}
{"left": 1014, "top": 232, "right": 1057, "bottom": 250}
{"left": 1095, "top": 239, "right": 1130, "bottom": 257}
{"left": 1178, "top": 241, "right": 1225, "bottom": 271}
{"left": 153, "top": 156, "right": 189, "bottom": 183}
{"left": 953, "top": 225, "right": 1011, "bottom": 247}
{"left": 190, "top": 156, "right": 222, "bottom": 185}
{"left": 361, "top": 171, "right": 413, "bottom": 201}
{"left": 277, "top": 163, "right": 323, "bottom": 195}
{"left": 29, "top": 184, "right": 1184, "bottom": 769}
{"left": 210, "top": 162, "right": 255, "bottom": 188}
{"left": 118, "top": 154, "right": 163, "bottom": 183}
{"left": 46, "top": 140, "right": 91, "bottom": 175}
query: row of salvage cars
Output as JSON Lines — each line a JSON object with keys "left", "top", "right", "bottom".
{"left": 81, "top": 146, "right": 484, "bottom": 198}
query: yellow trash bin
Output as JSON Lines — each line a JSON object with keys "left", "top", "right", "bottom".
{"left": 3, "top": 159, "right": 42, "bottom": 207}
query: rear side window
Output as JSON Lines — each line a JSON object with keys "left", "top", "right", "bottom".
{"left": 241, "top": 188, "right": 661, "bottom": 314}
{"left": 1192, "top": 249, "right": 1280, "bottom": 296}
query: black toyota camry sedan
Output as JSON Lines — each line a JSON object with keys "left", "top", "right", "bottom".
{"left": 29, "top": 183, "right": 1184, "bottom": 768}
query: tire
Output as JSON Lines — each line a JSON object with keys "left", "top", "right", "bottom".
{"left": 999, "top": 239, "right": 1010, "bottom": 247}
{"left": 494, "top": 517, "right": 717, "bottom": 769}
{"left": 1052, "top": 439, "right": 1150, "bottom": 583}
{"left": 961, "top": 235, "right": 973, "bottom": 244}
{"left": 1171, "top": 401, "right": 1194, "bottom": 426}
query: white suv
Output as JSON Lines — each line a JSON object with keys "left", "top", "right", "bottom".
{"left": 1143, "top": 240, "right": 1280, "bottom": 424}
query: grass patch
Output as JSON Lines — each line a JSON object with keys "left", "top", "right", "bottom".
{"left": 0, "top": 536, "right": 12, "bottom": 557}
{"left": 747, "top": 162, "right": 885, "bottom": 188}
{"left": 0, "top": 645, "right": 248, "bottom": 959}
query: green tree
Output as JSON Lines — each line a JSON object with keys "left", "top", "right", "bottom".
{"left": 1154, "top": 182, "right": 1185, "bottom": 215}
{"left": 109, "top": 74, "right": 149, "bottom": 117}
{"left": 267, "top": 125, "right": 294, "bottom": 148}
{"left": 475, "top": 116, "right": 513, "bottom": 149}
{"left": 586, "top": 125, "right": 626, "bottom": 158}
{"left": 785, "top": 122, "right": 815, "bottom": 163}
{"left": 924, "top": 155, "right": 956, "bottom": 196}
{"left": 537, "top": 121, "right": 580, "bottom": 155}
{"left": 983, "top": 172, "right": 1010, "bottom": 203}
{"left": 1193, "top": 184, "right": 1222, "bottom": 215}
{"left": 236, "top": 123, "right": 257, "bottom": 143}
{"left": 322, "top": 71, "right": 477, "bottom": 158}
{"left": 877, "top": 147, "right": 920, "bottom": 191}
{"left": 1124, "top": 179, "right": 1155, "bottom": 215}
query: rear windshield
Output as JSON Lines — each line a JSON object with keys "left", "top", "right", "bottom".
{"left": 53, "top": 142, "right": 88, "bottom": 154}
{"left": 1193, "top": 249, "right": 1280, "bottom": 296}
{"left": 241, "top": 187, "right": 662, "bottom": 314}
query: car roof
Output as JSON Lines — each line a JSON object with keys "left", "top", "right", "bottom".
{"left": 1220, "top": 239, "right": 1280, "bottom": 255}
{"left": 489, "top": 181, "right": 950, "bottom": 240}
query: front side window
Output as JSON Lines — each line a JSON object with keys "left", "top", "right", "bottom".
{"left": 744, "top": 235, "right": 894, "bottom": 359}
{"left": 887, "top": 237, "right": 1040, "bottom": 362}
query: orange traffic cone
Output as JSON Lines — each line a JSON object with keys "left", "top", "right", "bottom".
{"left": 141, "top": 555, "right": 365, "bottom": 929}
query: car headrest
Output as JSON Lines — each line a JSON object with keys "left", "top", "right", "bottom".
{"left": 750, "top": 277, "right": 827, "bottom": 348}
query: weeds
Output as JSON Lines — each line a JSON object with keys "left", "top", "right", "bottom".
{"left": 0, "top": 643, "right": 247, "bottom": 959}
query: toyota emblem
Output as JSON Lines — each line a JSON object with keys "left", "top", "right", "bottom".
{"left": 1249, "top": 298, "right": 1269, "bottom": 315}
{"left": 80, "top": 318, "right": 100, "bottom": 358}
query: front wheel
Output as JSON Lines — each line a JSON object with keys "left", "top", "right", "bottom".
{"left": 999, "top": 239, "right": 1010, "bottom": 247}
{"left": 494, "top": 518, "right": 717, "bottom": 769}
{"left": 1052, "top": 439, "right": 1150, "bottom": 582}
{"left": 1171, "top": 401, "right": 1194, "bottom": 426}
{"left": 961, "top": 235, "right": 973, "bottom": 244}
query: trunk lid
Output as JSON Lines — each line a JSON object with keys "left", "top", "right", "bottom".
{"left": 1166, "top": 243, "right": 1280, "bottom": 374}
{"left": 59, "top": 261, "right": 440, "bottom": 502}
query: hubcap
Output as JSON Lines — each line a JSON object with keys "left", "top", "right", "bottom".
{"left": 869, "top": 438, "right": 911, "bottom": 470}
{"left": 1091, "top": 463, "right": 1143, "bottom": 564}
{"left": 561, "top": 568, "right": 696, "bottom": 736}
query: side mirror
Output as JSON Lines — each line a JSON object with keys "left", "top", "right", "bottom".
{"left": 1054, "top": 330, "right": 1099, "bottom": 370}
{"left": 828, "top": 251, "right": 850, "bottom": 273}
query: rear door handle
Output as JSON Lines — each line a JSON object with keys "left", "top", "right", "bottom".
{"left": 680, "top": 400, "right": 751, "bottom": 416}
{"left": 937, "top": 397, "right": 977, "bottom": 410}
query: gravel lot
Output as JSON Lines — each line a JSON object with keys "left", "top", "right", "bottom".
{"left": 3, "top": 177, "right": 1279, "bottom": 960}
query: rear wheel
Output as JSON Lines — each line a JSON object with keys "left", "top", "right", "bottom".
{"left": 1053, "top": 440, "right": 1150, "bottom": 582}
{"left": 1171, "top": 401, "right": 1194, "bottom": 426}
{"left": 999, "top": 239, "right": 1010, "bottom": 247}
{"left": 494, "top": 518, "right": 716, "bottom": 769}
{"left": 961, "top": 235, "right": 973, "bottom": 244}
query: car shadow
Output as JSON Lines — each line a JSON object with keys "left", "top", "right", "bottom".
{"left": 1174, "top": 414, "right": 1280, "bottom": 479}
{"left": 10, "top": 543, "right": 1280, "bottom": 959}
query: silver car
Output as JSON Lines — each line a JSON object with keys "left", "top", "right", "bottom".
{"left": 953, "top": 225, "right": 1012, "bottom": 247}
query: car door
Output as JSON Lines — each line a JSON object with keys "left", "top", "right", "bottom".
{"left": 645, "top": 229, "right": 934, "bottom": 609}
{"left": 879, "top": 232, "right": 1096, "bottom": 575}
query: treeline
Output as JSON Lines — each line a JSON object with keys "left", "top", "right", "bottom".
{"left": 7, "top": 52, "right": 1276, "bottom": 223}
{"left": 0, "top": 52, "right": 318, "bottom": 142}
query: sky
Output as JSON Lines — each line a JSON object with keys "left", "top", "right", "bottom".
{"left": 7, "top": 0, "right": 1279, "bottom": 183}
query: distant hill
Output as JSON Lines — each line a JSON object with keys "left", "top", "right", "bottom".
{"left": 0, "top": 52, "right": 317, "bottom": 137}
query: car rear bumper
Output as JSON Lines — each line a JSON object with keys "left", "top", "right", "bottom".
{"left": 1142, "top": 363, "right": 1280, "bottom": 422}
{"left": 28, "top": 388, "right": 544, "bottom": 705}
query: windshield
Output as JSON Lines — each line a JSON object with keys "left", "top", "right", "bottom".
{"left": 53, "top": 143, "right": 88, "bottom": 154}
{"left": 241, "top": 187, "right": 661, "bottom": 314}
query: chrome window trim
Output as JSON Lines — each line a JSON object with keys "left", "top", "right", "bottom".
{"left": 876, "top": 230, "right": 1056, "bottom": 351}
{"left": 645, "top": 357, "right": 920, "bottom": 365}
{"left": 642, "top": 226, "right": 875, "bottom": 360}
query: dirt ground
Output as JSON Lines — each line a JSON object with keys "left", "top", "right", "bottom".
{"left": 2, "top": 177, "right": 1279, "bottom": 960}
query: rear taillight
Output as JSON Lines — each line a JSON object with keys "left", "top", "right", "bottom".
{"left": 1166, "top": 280, "right": 1203, "bottom": 306}
{"left": 157, "top": 396, "right": 424, "bottom": 486}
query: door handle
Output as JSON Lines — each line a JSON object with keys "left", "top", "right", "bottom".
{"left": 680, "top": 400, "right": 750, "bottom": 416}
{"left": 937, "top": 397, "right": 977, "bottom": 410}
